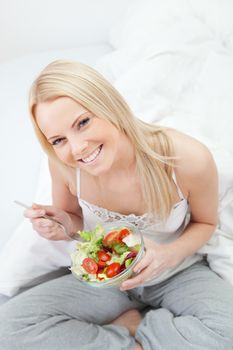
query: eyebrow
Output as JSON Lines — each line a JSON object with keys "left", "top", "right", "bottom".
{"left": 47, "top": 111, "right": 90, "bottom": 141}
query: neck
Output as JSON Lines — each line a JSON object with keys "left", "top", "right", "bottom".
{"left": 110, "top": 133, "right": 136, "bottom": 174}
{"left": 98, "top": 133, "right": 137, "bottom": 188}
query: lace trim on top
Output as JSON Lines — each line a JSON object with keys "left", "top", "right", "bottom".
{"left": 77, "top": 168, "right": 187, "bottom": 231}
{"left": 79, "top": 198, "right": 186, "bottom": 231}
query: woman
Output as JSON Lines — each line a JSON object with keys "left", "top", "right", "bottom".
{"left": 1, "top": 60, "right": 233, "bottom": 350}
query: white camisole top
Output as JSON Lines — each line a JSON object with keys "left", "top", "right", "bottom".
{"left": 76, "top": 168, "right": 202, "bottom": 286}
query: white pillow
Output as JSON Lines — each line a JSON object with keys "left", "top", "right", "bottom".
{"left": 0, "top": 155, "right": 77, "bottom": 297}
{"left": 109, "top": 0, "right": 233, "bottom": 51}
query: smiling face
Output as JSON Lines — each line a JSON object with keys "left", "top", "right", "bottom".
{"left": 35, "top": 97, "right": 126, "bottom": 176}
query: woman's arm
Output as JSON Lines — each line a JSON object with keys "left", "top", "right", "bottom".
{"left": 48, "top": 159, "right": 83, "bottom": 235}
{"left": 24, "top": 159, "right": 83, "bottom": 240}
{"left": 120, "top": 132, "right": 219, "bottom": 290}
{"left": 168, "top": 139, "right": 218, "bottom": 260}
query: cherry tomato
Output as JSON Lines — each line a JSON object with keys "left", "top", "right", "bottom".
{"left": 103, "top": 231, "right": 121, "bottom": 247}
{"left": 106, "top": 262, "right": 121, "bottom": 278}
{"left": 97, "top": 250, "right": 111, "bottom": 262}
{"left": 82, "top": 258, "right": 98, "bottom": 274}
{"left": 119, "top": 228, "right": 130, "bottom": 240}
{"left": 97, "top": 260, "right": 107, "bottom": 268}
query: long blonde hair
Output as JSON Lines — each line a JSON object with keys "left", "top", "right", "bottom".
{"left": 29, "top": 60, "right": 175, "bottom": 219}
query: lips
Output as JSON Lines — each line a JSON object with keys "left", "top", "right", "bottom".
{"left": 79, "top": 145, "right": 103, "bottom": 164}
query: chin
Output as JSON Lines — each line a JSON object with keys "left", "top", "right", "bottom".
{"left": 66, "top": 162, "right": 78, "bottom": 168}
{"left": 84, "top": 162, "right": 112, "bottom": 177}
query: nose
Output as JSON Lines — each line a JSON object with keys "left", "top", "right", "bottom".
{"left": 70, "top": 138, "right": 88, "bottom": 159}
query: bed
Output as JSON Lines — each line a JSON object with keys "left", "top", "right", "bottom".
{"left": 1, "top": 0, "right": 233, "bottom": 304}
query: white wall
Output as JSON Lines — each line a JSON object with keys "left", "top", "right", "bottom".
{"left": 0, "top": 0, "right": 127, "bottom": 62}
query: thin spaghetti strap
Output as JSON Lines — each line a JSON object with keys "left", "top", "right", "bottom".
{"left": 77, "top": 167, "right": 81, "bottom": 198}
{"left": 172, "top": 171, "right": 184, "bottom": 200}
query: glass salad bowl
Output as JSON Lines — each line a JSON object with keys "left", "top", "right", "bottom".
{"left": 70, "top": 221, "right": 145, "bottom": 288}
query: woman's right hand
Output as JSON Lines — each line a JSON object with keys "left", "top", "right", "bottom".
{"left": 24, "top": 203, "right": 73, "bottom": 241}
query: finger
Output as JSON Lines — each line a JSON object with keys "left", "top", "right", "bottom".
{"left": 36, "top": 225, "right": 63, "bottom": 240}
{"left": 133, "top": 250, "right": 152, "bottom": 273}
{"left": 32, "top": 203, "right": 42, "bottom": 209}
{"left": 32, "top": 222, "right": 52, "bottom": 233}
{"left": 120, "top": 264, "right": 164, "bottom": 291}
{"left": 32, "top": 203, "right": 51, "bottom": 212}
{"left": 37, "top": 218, "right": 54, "bottom": 227}
{"left": 24, "top": 208, "right": 46, "bottom": 219}
{"left": 120, "top": 267, "right": 151, "bottom": 290}
{"left": 32, "top": 218, "right": 55, "bottom": 231}
{"left": 32, "top": 203, "right": 58, "bottom": 217}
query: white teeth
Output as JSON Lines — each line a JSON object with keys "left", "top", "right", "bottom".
{"left": 82, "top": 146, "right": 102, "bottom": 163}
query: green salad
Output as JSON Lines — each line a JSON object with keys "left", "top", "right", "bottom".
{"left": 70, "top": 224, "right": 141, "bottom": 283}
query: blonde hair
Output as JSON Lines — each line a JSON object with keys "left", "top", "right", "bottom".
{"left": 29, "top": 60, "right": 175, "bottom": 219}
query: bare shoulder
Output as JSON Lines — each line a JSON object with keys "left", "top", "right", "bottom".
{"left": 165, "top": 128, "right": 218, "bottom": 196}
{"left": 166, "top": 128, "right": 215, "bottom": 169}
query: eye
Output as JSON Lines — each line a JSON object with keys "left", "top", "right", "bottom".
{"left": 51, "top": 137, "right": 65, "bottom": 146}
{"left": 78, "top": 117, "right": 90, "bottom": 129}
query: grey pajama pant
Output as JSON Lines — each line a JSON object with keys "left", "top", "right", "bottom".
{"left": 0, "top": 260, "right": 233, "bottom": 350}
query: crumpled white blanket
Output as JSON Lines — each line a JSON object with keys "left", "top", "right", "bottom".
{"left": 96, "top": 0, "right": 233, "bottom": 284}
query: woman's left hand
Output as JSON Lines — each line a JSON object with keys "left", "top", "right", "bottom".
{"left": 120, "top": 238, "right": 184, "bottom": 291}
